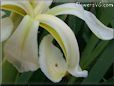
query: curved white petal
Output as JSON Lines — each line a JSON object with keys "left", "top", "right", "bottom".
{"left": 69, "top": 65, "right": 88, "bottom": 78}
{"left": 84, "top": 11, "right": 114, "bottom": 40}
{"left": 1, "top": 17, "right": 13, "bottom": 42}
{"left": 47, "top": 3, "right": 114, "bottom": 40}
{"left": 1, "top": 1, "right": 33, "bottom": 16}
{"left": 36, "top": 14, "right": 87, "bottom": 78}
{"left": 29, "top": 0, "right": 53, "bottom": 8}
{"left": 36, "top": 0, "right": 53, "bottom": 8}
{"left": 4, "top": 15, "right": 39, "bottom": 72}
{"left": 39, "top": 35, "right": 67, "bottom": 82}
{"left": 34, "top": 0, "right": 53, "bottom": 15}
{"left": 47, "top": 3, "right": 85, "bottom": 19}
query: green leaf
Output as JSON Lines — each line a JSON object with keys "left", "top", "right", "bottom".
{"left": 80, "top": 34, "right": 99, "bottom": 68}
{"left": 66, "top": 15, "right": 83, "bottom": 36}
{"left": 2, "top": 60, "right": 18, "bottom": 84}
{"left": 81, "top": 40, "right": 114, "bottom": 84}
{"left": 103, "top": 77, "right": 114, "bottom": 84}
{"left": 15, "top": 72, "right": 33, "bottom": 84}
{"left": 111, "top": 19, "right": 114, "bottom": 28}
{"left": 30, "top": 69, "right": 52, "bottom": 84}
{"left": 67, "top": 36, "right": 109, "bottom": 85}
{"left": 96, "top": 7, "right": 114, "bottom": 25}
{"left": 57, "top": 15, "right": 67, "bottom": 21}
{"left": 82, "top": 41, "right": 109, "bottom": 69}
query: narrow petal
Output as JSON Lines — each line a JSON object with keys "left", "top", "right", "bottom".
{"left": 34, "top": 0, "right": 53, "bottom": 15}
{"left": 4, "top": 15, "right": 39, "bottom": 72}
{"left": 68, "top": 65, "right": 88, "bottom": 78}
{"left": 29, "top": 0, "right": 52, "bottom": 8}
{"left": 47, "top": 3, "right": 114, "bottom": 40}
{"left": 1, "top": 17, "right": 13, "bottom": 42}
{"left": 84, "top": 11, "right": 114, "bottom": 40}
{"left": 39, "top": 35, "right": 67, "bottom": 82}
{"left": 47, "top": 3, "right": 85, "bottom": 19}
{"left": 35, "top": 0, "right": 53, "bottom": 8}
{"left": 36, "top": 14, "right": 87, "bottom": 78}
{"left": 1, "top": 1, "right": 33, "bottom": 16}
{"left": 18, "top": 1, "right": 34, "bottom": 16}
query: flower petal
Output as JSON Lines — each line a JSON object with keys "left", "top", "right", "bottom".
{"left": 68, "top": 64, "right": 88, "bottom": 78}
{"left": 39, "top": 34, "right": 67, "bottom": 82}
{"left": 28, "top": 0, "right": 38, "bottom": 8}
{"left": 47, "top": 3, "right": 85, "bottom": 19}
{"left": 1, "top": 1, "right": 33, "bottom": 16}
{"left": 1, "top": 17, "right": 13, "bottom": 42}
{"left": 36, "top": 14, "right": 87, "bottom": 78}
{"left": 34, "top": 0, "right": 53, "bottom": 15}
{"left": 4, "top": 15, "right": 39, "bottom": 72}
{"left": 47, "top": 3, "right": 114, "bottom": 40}
{"left": 84, "top": 11, "right": 114, "bottom": 40}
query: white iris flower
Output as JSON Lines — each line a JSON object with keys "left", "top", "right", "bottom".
{"left": 1, "top": 0, "right": 113, "bottom": 82}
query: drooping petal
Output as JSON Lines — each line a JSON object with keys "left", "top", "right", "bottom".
{"left": 4, "top": 15, "right": 39, "bottom": 72}
{"left": 39, "top": 35, "right": 67, "bottom": 82}
{"left": 68, "top": 64, "right": 88, "bottom": 77}
{"left": 36, "top": 14, "right": 87, "bottom": 78}
{"left": 1, "top": 17, "right": 13, "bottom": 42}
{"left": 47, "top": 3, "right": 114, "bottom": 40}
{"left": 1, "top": 1, "right": 33, "bottom": 16}
{"left": 84, "top": 11, "right": 114, "bottom": 40}
{"left": 47, "top": 3, "right": 85, "bottom": 19}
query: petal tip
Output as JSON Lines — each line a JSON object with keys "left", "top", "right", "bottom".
{"left": 72, "top": 70, "right": 88, "bottom": 78}
{"left": 68, "top": 66, "right": 88, "bottom": 78}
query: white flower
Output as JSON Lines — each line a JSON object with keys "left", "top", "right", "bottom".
{"left": 1, "top": 0, "right": 113, "bottom": 82}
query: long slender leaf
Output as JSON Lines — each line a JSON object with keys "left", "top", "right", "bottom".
{"left": 102, "top": 77, "right": 114, "bottom": 84}
{"left": 15, "top": 72, "right": 33, "bottom": 84}
{"left": 68, "top": 39, "right": 110, "bottom": 84}
{"left": 83, "top": 41, "right": 109, "bottom": 69}
{"left": 66, "top": 15, "right": 83, "bottom": 36}
{"left": 81, "top": 40, "right": 114, "bottom": 84}
{"left": 2, "top": 60, "right": 17, "bottom": 84}
{"left": 96, "top": 7, "right": 114, "bottom": 25}
{"left": 80, "top": 34, "right": 99, "bottom": 67}
{"left": 67, "top": 34, "right": 99, "bottom": 85}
